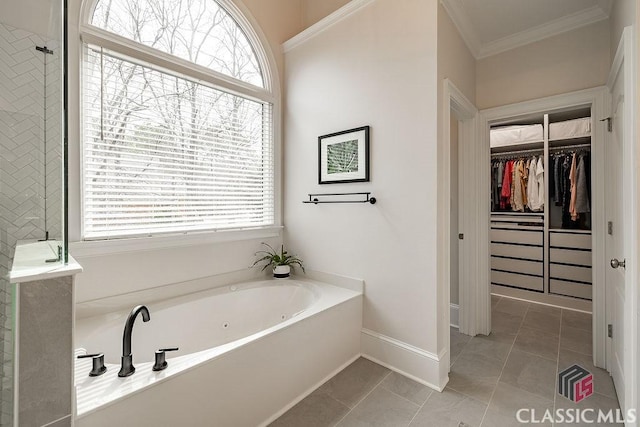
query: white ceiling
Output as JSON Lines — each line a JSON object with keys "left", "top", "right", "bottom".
{"left": 441, "top": 0, "right": 613, "bottom": 59}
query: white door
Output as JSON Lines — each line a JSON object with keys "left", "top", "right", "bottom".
{"left": 606, "top": 58, "right": 625, "bottom": 407}
{"left": 605, "top": 27, "right": 636, "bottom": 413}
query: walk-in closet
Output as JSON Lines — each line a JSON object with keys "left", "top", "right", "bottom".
{"left": 490, "top": 106, "right": 594, "bottom": 306}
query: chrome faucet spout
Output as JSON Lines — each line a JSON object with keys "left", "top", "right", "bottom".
{"left": 118, "top": 305, "right": 150, "bottom": 377}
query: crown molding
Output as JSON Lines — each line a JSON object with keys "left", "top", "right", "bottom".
{"left": 441, "top": 0, "right": 610, "bottom": 60}
{"left": 595, "top": 0, "right": 614, "bottom": 17}
{"left": 283, "top": 0, "right": 376, "bottom": 53}
{"left": 477, "top": 5, "right": 609, "bottom": 59}
{"left": 439, "top": 0, "right": 481, "bottom": 58}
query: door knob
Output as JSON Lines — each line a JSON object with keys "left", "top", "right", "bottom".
{"left": 610, "top": 258, "right": 626, "bottom": 269}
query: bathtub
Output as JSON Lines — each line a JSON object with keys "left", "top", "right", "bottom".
{"left": 74, "top": 277, "right": 362, "bottom": 426}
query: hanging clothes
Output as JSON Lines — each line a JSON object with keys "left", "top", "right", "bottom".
{"left": 498, "top": 161, "right": 504, "bottom": 205}
{"left": 584, "top": 153, "right": 592, "bottom": 203}
{"left": 553, "top": 155, "right": 562, "bottom": 206}
{"left": 527, "top": 156, "right": 544, "bottom": 212}
{"left": 569, "top": 153, "right": 578, "bottom": 220}
{"left": 561, "top": 154, "right": 573, "bottom": 228}
{"left": 491, "top": 161, "right": 498, "bottom": 210}
{"left": 520, "top": 159, "right": 529, "bottom": 208}
{"left": 512, "top": 160, "right": 526, "bottom": 212}
{"left": 492, "top": 155, "right": 544, "bottom": 212}
{"left": 551, "top": 150, "right": 591, "bottom": 228}
{"left": 500, "top": 160, "right": 513, "bottom": 210}
{"left": 491, "top": 160, "right": 505, "bottom": 211}
{"left": 536, "top": 156, "right": 545, "bottom": 211}
{"left": 510, "top": 160, "right": 517, "bottom": 208}
{"left": 574, "top": 153, "right": 590, "bottom": 215}
{"left": 527, "top": 158, "right": 538, "bottom": 211}
{"left": 548, "top": 155, "right": 555, "bottom": 202}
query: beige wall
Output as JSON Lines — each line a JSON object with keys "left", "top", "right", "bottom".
{"left": 609, "top": 0, "right": 635, "bottom": 62}
{"left": 242, "top": 0, "right": 304, "bottom": 84}
{"left": 285, "top": 0, "right": 442, "bottom": 376}
{"left": 437, "top": 4, "right": 476, "bottom": 105}
{"left": 302, "top": 0, "right": 351, "bottom": 27}
{"left": 476, "top": 20, "right": 610, "bottom": 110}
{"left": 0, "top": 0, "right": 59, "bottom": 36}
{"left": 437, "top": 3, "right": 475, "bottom": 309}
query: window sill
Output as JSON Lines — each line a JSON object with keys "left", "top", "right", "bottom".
{"left": 69, "top": 226, "right": 283, "bottom": 258}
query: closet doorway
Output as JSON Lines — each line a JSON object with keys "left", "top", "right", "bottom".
{"left": 460, "top": 29, "right": 638, "bottom": 416}
{"left": 442, "top": 79, "right": 477, "bottom": 370}
{"left": 479, "top": 88, "right": 608, "bottom": 367}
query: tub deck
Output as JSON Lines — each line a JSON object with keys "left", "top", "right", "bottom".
{"left": 75, "top": 276, "right": 362, "bottom": 426}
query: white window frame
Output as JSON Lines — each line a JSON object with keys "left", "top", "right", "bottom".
{"left": 75, "top": 0, "right": 282, "bottom": 254}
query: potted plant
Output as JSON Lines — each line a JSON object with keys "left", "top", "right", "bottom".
{"left": 252, "top": 242, "right": 305, "bottom": 279}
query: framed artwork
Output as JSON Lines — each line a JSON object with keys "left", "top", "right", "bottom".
{"left": 318, "top": 126, "right": 370, "bottom": 184}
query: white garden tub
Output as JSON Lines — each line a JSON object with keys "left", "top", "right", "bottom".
{"left": 74, "top": 278, "right": 362, "bottom": 427}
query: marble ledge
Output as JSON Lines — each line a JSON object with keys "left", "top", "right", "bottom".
{"left": 9, "top": 240, "right": 83, "bottom": 284}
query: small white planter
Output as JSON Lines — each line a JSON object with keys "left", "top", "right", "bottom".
{"left": 273, "top": 265, "right": 291, "bottom": 279}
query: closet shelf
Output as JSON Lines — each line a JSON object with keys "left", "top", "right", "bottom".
{"left": 491, "top": 141, "right": 544, "bottom": 155}
{"left": 549, "top": 136, "right": 591, "bottom": 147}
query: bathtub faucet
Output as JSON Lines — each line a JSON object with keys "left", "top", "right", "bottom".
{"left": 118, "top": 305, "right": 151, "bottom": 377}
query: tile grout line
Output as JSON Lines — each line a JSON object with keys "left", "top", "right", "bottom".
{"left": 478, "top": 303, "right": 529, "bottom": 426}
{"left": 445, "top": 329, "right": 476, "bottom": 397}
{"left": 513, "top": 342, "right": 562, "bottom": 362}
{"left": 449, "top": 327, "right": 471, "bottom": 367}
{"left": 553, "top": 309, "right": 564, "bottom": 427}
{"left": 381, "top": 386, "right": 426, "bottom": 411}
{"left": 432, "top": 324, "right": 482, "bottom": 424}
{"left": 406, "top": 385, "right": 436, "bottom": 426}
{"left": 333, "top": 369, "right": 393, "bottom": 426}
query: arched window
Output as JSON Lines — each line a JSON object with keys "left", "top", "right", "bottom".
{"left": 81, "top": 0, "right": 275, "bottom": 239}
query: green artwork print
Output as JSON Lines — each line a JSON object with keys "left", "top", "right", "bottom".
{"left": 327, "top": 140, "right": 359, "bottom": 175}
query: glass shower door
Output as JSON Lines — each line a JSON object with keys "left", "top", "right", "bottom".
{"left": 0, "top": 0, "right": 66, "bottom": 424}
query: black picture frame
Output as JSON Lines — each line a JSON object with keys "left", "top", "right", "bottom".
{"left": 318, "top": 126, "right": 370, "bottom": 184}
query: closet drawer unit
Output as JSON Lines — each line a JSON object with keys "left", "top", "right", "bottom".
{"left": 550, "top": 264, "right": 592, "bottom": 284}
{"left": 490, "top": 222, "right": 542, "bottom": 231}
{"left": 491, "top": 229, "right": 543, "bottom": 246}
{"left": 549, "top": 248, "right": 592, "bottom": 267}
{"left": 490, "top": 215, "right": 543, "bottom": 224}
{"left": 491, "top": 243, "right": 543, "bottom": 261}
{"left": 549, "top": 232, "right": 592, "bottom": 250}
{"left": 491, "top": 270, "right": 544, "bottom": 292}
{"left": 490, "top": 217, "right": 544, "bottom": 228}
{"left": 550, "top": 279, "right": 592, "bottom": 300}
{"left": 491, "top": 257, "right": 542, "bottom": 276}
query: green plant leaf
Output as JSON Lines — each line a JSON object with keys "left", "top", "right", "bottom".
{"left": 251, "top": 242, "right": 304, "bottom": 272}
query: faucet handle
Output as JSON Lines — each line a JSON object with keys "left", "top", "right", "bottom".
{"left": 152, "top": 347, "right": 179, "bottom": 372}
{"left": 77, "top": 353, "right": 107, "bottom": 377}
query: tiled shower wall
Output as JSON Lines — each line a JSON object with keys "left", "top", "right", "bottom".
{"left": 0, "top": 21, "right": 62, "bottom": 426}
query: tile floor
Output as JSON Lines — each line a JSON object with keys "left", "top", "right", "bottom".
{"left": 271, "top": 295, "right": 621, "bottom": 426}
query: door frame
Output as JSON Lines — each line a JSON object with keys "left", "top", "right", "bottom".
{"left": 441, "top": 79, "right": 477, "bottom": 356}
{"left": 474, "top": 87, "right": 608, "bottom": 366}
{"left": 606, "top": 25, "right": 638, "bottom": 418}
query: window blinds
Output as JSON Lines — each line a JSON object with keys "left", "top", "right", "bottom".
{"left": 82, "top": 46, "right": 274, "bottom": 239}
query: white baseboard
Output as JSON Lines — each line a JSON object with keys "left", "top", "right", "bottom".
{"left": 450, "top": 304, "right": 459, "bottom": 328}
{"left": 361, "top": 329, "right": 447, "bottom": 391}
